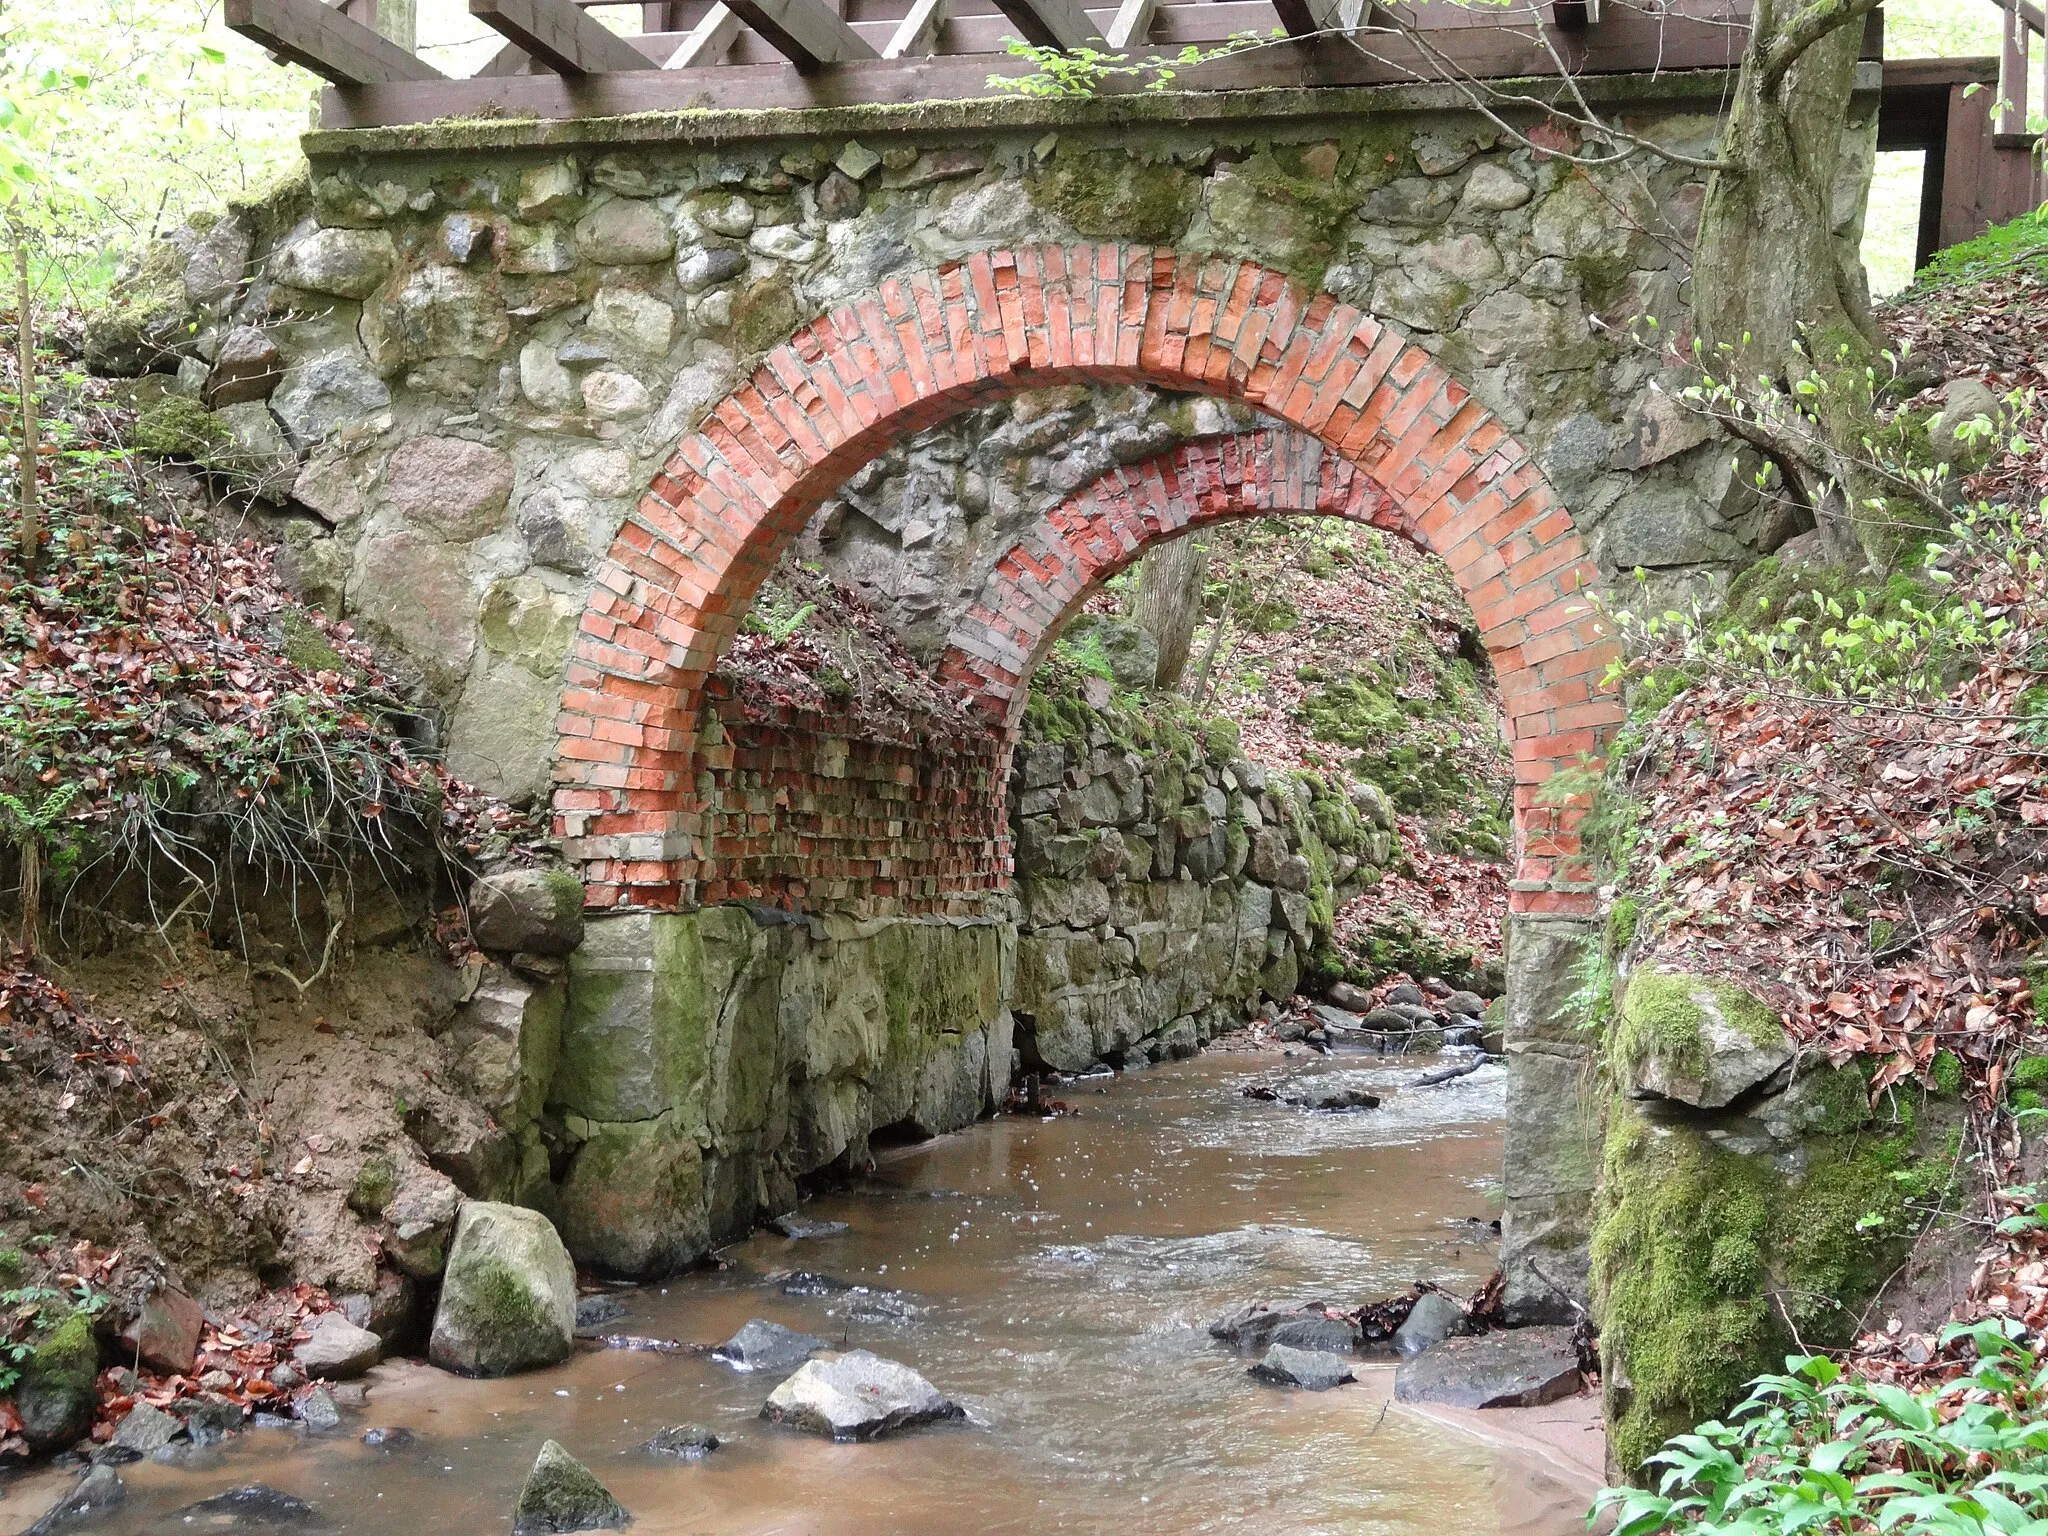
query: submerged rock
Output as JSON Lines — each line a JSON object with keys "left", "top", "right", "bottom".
{"left": 775, "top": 1269, "right": 854, "bottom": 1296}
{"left": 640, "top": 1424, "right": 720, "bottom": 1458}
{"left": 1393, "top": 1326, "right": 1582, "bottom": 1409}
{"left": 361, "top": 1426, "right": 417, "bottom": 1449}
{"left": 760, "top": 1350, "right": 965, "bottom": 1441}
{"left": 24, "top": 1464, "right": 125, "bottom": 1534}
{"left": 1248, "top": 1344, "right": 1356, "bottom": 1390}
{"left": 168, "top": 1485, "right": 321, "bottom": 1528}
{"left": 574, "top": 1294, "right": 631, "bottom": 1335}
{"left": 1208, "top": 1301, "right": 1360, "bottom": 1355}
{"left": 768, "top": 1213, "right": 850, "bottom": 1240}
{"left": 513, "top": 1439, "right": 630, "bottom": 1534}
{"left": 713, "top": 1319, "right": 831, "bottom": 1374}
{"left": 429, "top": 1201, "right": 577, "bottom": 1377}
{"left": 1245, "top": 1074, "right": 1381, "bottom": 1111}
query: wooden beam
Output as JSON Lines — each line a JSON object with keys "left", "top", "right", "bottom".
{"left": 1269, "top": 0, "right": 1341, "bottom": 39}
{"left": 225, "top": 0, "right": 444, "bottom": 83}
{"left": 724, "top": 0, "right": 879, "bottom": 69}
{"left": 470, "top": 0, "right": 657, "bottom": 72}
{"left": 1105, "top": 0, "right": 1156, "bottom": 49}
{"left": 990, "top": 0, "right": 1102, "bottom": 50}
{"left": 667, "top": 0, "right": 746, "bottom": 65}
{"left": 883, "top": 0, "right": 948, "bottom": 58}
{"left": 1552, "top": 0, "right": 1600, "bottom": 28}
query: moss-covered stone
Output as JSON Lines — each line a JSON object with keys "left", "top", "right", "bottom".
{"left": 1614, "top": 969, "right": 1789, "bottom": 1108}
{"left": 428, "top": 1200, "right": 577, "bottom": 1377}
{"left": 83, "top": 237, "right": 193, "bottom": 376}
{"left": 349, "top": 1154, "right": 397, "bottom": 1218}
{"left": 1027, "top": 150, "right": 1198, "bottom": 245}
{"left": 17, "top": 1309, "right": 100, "bottom": 1452}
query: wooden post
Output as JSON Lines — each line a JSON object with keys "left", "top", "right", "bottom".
{"left": 2004, "top": 0, "right": 2027, "bottom": 136}
{"left": 344, "top": 0, "right": 416, "bottom": 52}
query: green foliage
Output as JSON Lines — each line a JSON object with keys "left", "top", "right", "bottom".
{"left": 0, "top": 1278, "right": 107, "bottom": 1395}
{"left": 1917, "top": 207, "right": 2048, "bottom": 289}
{"left": 988, "top": 32, "right": 1274, "bottom": 97}
{"left": 1596, "top": 1335, "right": 2048, "bottom": 1536}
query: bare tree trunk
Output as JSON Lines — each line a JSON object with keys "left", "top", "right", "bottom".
{"left": 17, "top": 832, "right": 39, "bottom": 960}
{"left": 1131, "top": 534, "right": 1208, "bottom": 691}
{"left": 14, "top": 234, "right": 37, "bottom": 579}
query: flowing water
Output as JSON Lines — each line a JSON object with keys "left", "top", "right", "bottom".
{"left": 3, "top": 1049, "right": 1604, "bottom": 1535}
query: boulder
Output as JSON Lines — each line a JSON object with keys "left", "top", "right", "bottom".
{"left": 1619, "top": 970, "right": 1793, "bottom": 1109}
{"left": 120, "top": 1285, "right": 203, "bottom": 1376}
{"left": 1247, "top": 1074, "right": 1380, "bottom": 1111}
{"left": 513, "top": 1440, "right": 630, "bottom": 1534}
{"left": 99, "top": 1403, "right": 184, "bottom": 1463}
{"left": 712, "top": 1319, "right": 830, "bottom": 1374}
{"left": 24, "top": 1464, "right": 125, "bottom": 1535}
{"left": 575, "top": 199, "right": 676, "bottom": 267}
{"left": 17, "top": 1312, "right": 100, "bottom": 1453}
{"left": 1929, "top": 376, "right": 2002, "bottom": 465}
{"left": 381, "top": 1174, "right": 464, "bottom": 1279}
{"left": 295, "top": 1385, "right": 342, "bottom": 1432}
{"left": 169, "top": 1486, "right": 320, "bottom": 1527}
{"left": 1325, "top": 981, "right": 1375, "bottom": 1012}
{"left": 1391, "top": 1291, "right": 1468, "bottom": 1356}
{"left": 202, "top": 326, "right": 284, "bottom": 408}
{"left": 470, "top": 869, "right": 586, "bottom": 956}
{"left": 760, "top": 1350, "right": 965, "bottom": 1442}
{"left": 382, "top": 436, "right": 515, "bottom": 541}
{"left": 294, "top": 1311, "right": 382, "bottom": 1380}
{"left": 1393, "top": 1326, "right": 1582, "bottom": 1409}
{"left": 173, "top": 1393, "right": 246, "bottom": 1446}
{"left": 429, "top": 1201, "right": 577, "bottom": 1378}
{"left": 1248, "top": 1344, "right": 1356, "bottom": 1390}
{"left": 640, "top": 1424, "right": 720, "bottom": 1458}
{"left": 1444, "top": 991, "right": 1486, "bottom": 1019}
{"left": 1386, "top": 983, "right": 1426, "bottom": 1007}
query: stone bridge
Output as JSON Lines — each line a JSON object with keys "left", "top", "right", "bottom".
{"left": 105, "top": 68, "right": 1884, "bottom": 1315}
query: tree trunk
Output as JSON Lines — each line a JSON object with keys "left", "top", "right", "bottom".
{"left": 1694, "top": 2, "right": 1878, "bottom": 374}
{"left": 14, "top": 234, "right": 37, "bottom": 579}
{"left": 1131, "top": 534, "right": 1208, "bottom": 691}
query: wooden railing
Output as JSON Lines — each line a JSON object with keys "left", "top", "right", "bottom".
{"left": 1994, "top": 0, "right": 2046, "bottom": 139}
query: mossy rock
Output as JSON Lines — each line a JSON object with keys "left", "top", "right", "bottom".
{"left": 1593, "top": 1100, "right": 1910, "bottom": 1475}
{"left": 349, "top": 1154, "right": 398, "bottom": 1218}
{"left": 83, "top": 237, "right": 194, "bottom": 376}
{"left": 17, "top": 1309, "right": 101, "bottom": 1452}
{"left": 1026, "top": 150, "right": 1198, "bottom": 246}
{"left": 428, "top": 1201, "right": 577, "bottom": 1378}
{"left": 133, "top": 394, "right": 234, "bottom": 462}
{"left": 1613, "top": 970, "right": 1790, "bottom": 1109}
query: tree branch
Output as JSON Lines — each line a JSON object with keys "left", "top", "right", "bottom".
{"left": 1760, "top": 0, "right": 1879, "bottom": 94}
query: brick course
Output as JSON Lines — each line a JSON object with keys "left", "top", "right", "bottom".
{"left": 555, "top": 244, "right": 1620, "bottom": 916}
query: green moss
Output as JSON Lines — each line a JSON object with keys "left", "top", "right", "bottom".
{"left": 281, "top": 611, "right": 348, "bottom": 675}
{"left": 1026, "top": 150, "right": 1198, "bottom": 245}
{"left": 1593, "top": 1101, "right": 1910, "bottom": 1475}
{"left": 1613, "top": 970, "right": 1782, "bottom": 1082}
{"left": 1930, "top": 1049, "right": 1964, "bottom": 1099}
{"left": 349, "top": 1154, "right": 397, "bottom": 1217}
{"left": 1607, "top": 897, "right": 1641, "bottom": 955}
{"left": 0, "top": 1247, "right": 23, "bottom": 1283}
{"left": 2011, "top": 1055, "right": 2048, "bottom": 1092}
{"left": 30, "top": 1310, "right": 98, "bottom": 1383}
{"left": 133, "top": 394, "right": 232, "bottom": 461}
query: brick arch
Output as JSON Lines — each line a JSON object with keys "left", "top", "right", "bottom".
{"left": 554, "top": 244, "right": 1620, "bottom": 915}
{"left": 940, "top": 429, "right": 1385, "bottom": 727}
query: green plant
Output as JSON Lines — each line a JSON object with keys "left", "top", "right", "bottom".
{"left": 987, "top": 31, "right": 1273, "bottom": 96}
{"left": 0, "top": 779, "right": 82, "bottom": 956}
{"left": 1596, "top": 1332, "right": 2048, "bottom": 1536}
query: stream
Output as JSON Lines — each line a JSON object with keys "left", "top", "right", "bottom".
{"left": 3, "top": 1048, "right": 1604, "bottom": 1534}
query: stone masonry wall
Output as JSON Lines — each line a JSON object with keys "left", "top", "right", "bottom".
{"left": 1008, "top": 693, "right": 1397, "bottom": 1072}
{"left": 85, "top": 82, "right": 1877, "bottom": 814}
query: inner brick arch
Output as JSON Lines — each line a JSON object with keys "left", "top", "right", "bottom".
{"left": 553, "top": 243, "right": 1622, "bottom": 916}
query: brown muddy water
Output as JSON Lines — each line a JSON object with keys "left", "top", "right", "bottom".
{"left": 3, "top": 1049, "right": 1602, "bottom": 1535}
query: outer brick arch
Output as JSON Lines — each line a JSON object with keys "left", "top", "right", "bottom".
{"left": 554, "top": 243, "right": 1623, "bottom": 915}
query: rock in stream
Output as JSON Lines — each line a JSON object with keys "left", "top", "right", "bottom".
{"left": 714, "top": 1318, "right": 832, "bottom": 1373}
{"left": 761, "top": 1351, "right": 965, "bottom": 1441}
{"left": 513, "top": 1440, "right": 630, "bottom": 1534}
{"left": 1248, "top": 1344, "right": 1357, "bottom": 1390}
{"left": 1393, "top": 1326, "right": 1582, "bottom": 1408}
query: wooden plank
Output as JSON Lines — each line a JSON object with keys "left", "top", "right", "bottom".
{"left": 226, "top": 0, "right": 444, "bottom": 83}
{"left": 1104, "top": 0, "right": 1154, "bottom": 49}
{"left": 471, "top": 0, "right": 657, "bottom": 72}
{"left": 667, "top": 1, "right": 746, "bottom": 64}
{"left": 990, "top": 0, "right": 1102, "bottom": 48}
{"left": 725, "top": 0, "right": 879, "bottom": 68}
{"left": 320, "top": 15, "right": 1757, "bottom": 125}
{"left": 1270, "top": 0, "right": 1340, "bottom": 37}
{"left": 1941, "top": 76, "right": 1995, "bottom": 249}
{"left": 883, "top": 0, "right": 948, "bottom": 57}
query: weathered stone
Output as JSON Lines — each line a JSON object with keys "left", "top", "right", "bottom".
{"left": 1393, "top": 1326, "right": 1582, "bottom": 1408}
{"left": 383, "top": 436, "right": 514, "bottom": 540}
{"left": 168, "top": 1487, "right": 318, "bottom": 1527}
{"left": 517, "top": 161, "right": 585, "bottom": 219}
{"left": 1460, "top": 161, "right": 1533, "bottom": 211}
{"left": 499, "top": 222, "right": 578, "bottom": 275}
{"left": 273, "top": 228, "right": 397, "bottom": 298}
{"left": 676, "top": 245, "right": 747, "bottom": 292}
{"left": 1614, "top": 385, "right": 1714, "bottom": 471}
{"left": 429, "top": 1201, "right": 577, "bottom": 1377}
{"left": 1618, "top": 969, "right": 1793, "bottom": 1109}
{"left": 24, "top": 1464, "right": 126, "bottom": 1534}
{"left": 514, "top": 1440, "right": 629, "bottom": 1535}
{"left": 760, "top": 1350, "right": 965, "bottom": 1441}
{"left": 581, "top": 368, "right": 651, "bottom": 418}
{"left": 559, "top": 1114, "right": 708, "bottom": 1278}
{"left": 203, "top": 326, "right": 284, "bottom": 407}
{"left": 642, "top": 1424, "right": 719, "bottom": 1458}
{"left": 104, "top": 1403, "right": 184, "bottom": 1461}
{"left": 296, "top": 1384, "right": 343, "bottom": 1432}
{"left": 1929, "top": 376, "right": 2002, "bottom": 465}
{"left": 272, "top": 348, "right": 392, "bottom": 447}
{"left": 816, "top": 169, "right": 864, "bottom": 220}
{"left": 471, "top": 869, "right": 585, "bottom": 955}
{"left": 835, "top": 141, "right": 881, "bottom": 179}
{"left": 382, "top": 1175, "right": 463, "bottom": 1278}
{"left": 120, "top": 1285, "right": 203, "bottom": 1376}
{"left": 1250, "top": 1073, "right": 1380, "bottom": 1111}
{"left": 1207, "top": 1301, "right": 1358, "bottom": 1355}
{"left": 295, "top": 1310, "right": 382, "bottom": 1380}
{"left": 713, "top": 1318, "right": 830, "bottom": 1374}
{"left": 588, "top": 287, "right": 676, "bottom": 357}
{"left": 1392, "top": 1290, "right": 1468, "bottom": 1356}
{"left": 370, "top": 265, "right": 510, "bottom": 362}
{"left": 348, "top": 529, "right": 476, "bottom": 697}
{"left": 18, "top": 1312, "right": 99, "bottom": 1452}
{"left": 1249, "top": 1344, "right": 1356, "bottom": 1390}
{"left": 576, "top": 198, "right": 675, "bottom": 266}
{"left": 209, "top": 402, "right": 299, "bottom": 502}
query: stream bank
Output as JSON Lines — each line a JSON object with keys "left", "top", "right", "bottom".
{"left": 1, "top": 1047, "right": 1599, "bottom": 1535}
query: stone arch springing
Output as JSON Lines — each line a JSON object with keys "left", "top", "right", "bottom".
{"left": 552, "top": 244, "right": 1621, "bottom": 915}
